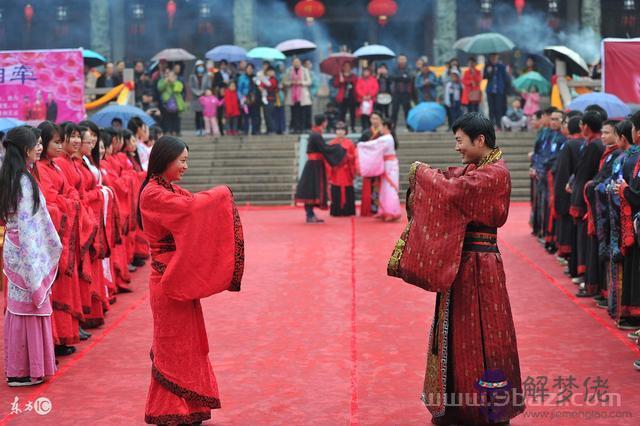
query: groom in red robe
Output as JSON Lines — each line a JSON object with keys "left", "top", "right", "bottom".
{"left": 388, "top": 113, "right": 524, "bottom": 425}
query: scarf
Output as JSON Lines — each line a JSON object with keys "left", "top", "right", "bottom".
{"left": 291, "top": 67, "right": 303, "bottom": 104}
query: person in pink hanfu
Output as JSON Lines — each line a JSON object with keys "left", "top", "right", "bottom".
{"left": 357, "top": 119, "right": 401, "bottom": 221}
{"left": 1, "top": 126, "right": 62, "bottom": 387}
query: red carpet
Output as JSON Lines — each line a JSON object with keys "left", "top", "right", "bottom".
{"left": 1, "top": 202, "right": 639, "bottom": 425}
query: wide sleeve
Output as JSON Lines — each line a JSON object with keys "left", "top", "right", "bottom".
{"left": 141, "top": 184, "right": 244, "bottom": 301}
{"left": 357, "top": 139, "right": 385, "bottom": 177}
{"left": 13, "top": 175, "right": 62, "bottom": 307}
{"left": 388, "top": 161, "right": 511, "bottom": 292}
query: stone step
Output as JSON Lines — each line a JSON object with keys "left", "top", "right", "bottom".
{"left": 188, "top": 158, "right": 294, "bottom": 168}
{"left": 181, "top": 174, "right": 297, "bottom": 185}
{"left": 183, "top": 167, "right": 295, "bottom": 177}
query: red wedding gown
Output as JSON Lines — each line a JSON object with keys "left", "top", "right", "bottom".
{"left": 139, "top": 176, "right": 244, "bottom": 425}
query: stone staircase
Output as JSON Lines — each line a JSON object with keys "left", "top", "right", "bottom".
{"left": 179, "top": 131, "right": 535, "bottom": 205}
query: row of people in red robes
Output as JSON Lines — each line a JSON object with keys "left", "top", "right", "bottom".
{"left": 530, "top": 106, "right": 640, "bottom": 369}
{"left": 30, "top": 118, "right": 156, "bottom": 358}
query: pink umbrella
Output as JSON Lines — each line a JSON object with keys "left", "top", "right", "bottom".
{"left": 320, "top": 53, "right": 357, "bottom": 76}
{"left": 275, "top": 39, "right": 317, "bottom": 56}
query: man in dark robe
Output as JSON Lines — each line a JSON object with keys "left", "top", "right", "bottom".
{"left": 540, "top": 109, "right": 566, "bottom": 252}
{"left": 570, "top": 111, "right": 604, "bottom": 287}
{"left": 295, "top": 114, "right": 346, "bottom": 223}
{"left": 529, "top": 109, "right": 551, "bottom": 238}
{"left": 388, "top": 113, "right": 524, "bottom": 425}
{"left": 553, "top": 114, "right": 584, "bottom": 276}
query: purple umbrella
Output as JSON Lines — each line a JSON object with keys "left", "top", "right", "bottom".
{"left": 275, "top": 39, "right": 317, "bottom": 56}
{"left": 205, "top": 45, "right": 248, "bottom": 63}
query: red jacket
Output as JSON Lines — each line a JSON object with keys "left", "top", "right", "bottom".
{"left": 333, "top": 72, "right": 358, "bottom": 103}
{"left": 461, "top": 67, "right": 483, "bottom": 105}
{"left": 355, "top": 76, "right": 379, "bottom": 102}
{"left": 224, "top": 89, "right": 241, "bottom": 117}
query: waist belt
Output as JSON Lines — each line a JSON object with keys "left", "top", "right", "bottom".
{"left": 307, "top": 153, "right": 323, "bottom": 160}
{"left": 383, "top": 155, "right": 397, "bottom": 161}
{"left": 462, "top": 225, "right": 498, "bottom": 253}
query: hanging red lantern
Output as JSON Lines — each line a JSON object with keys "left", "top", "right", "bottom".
{"left": 514, "top": 0, "right": 525, "bottom": 16}
{"left": 367, "top": 0, "right": 398, "bottom": 26}
{"left": 166, "top": 0, "right": 177, "bottom": 30}
{"left": 24, "top": 4, "right": 34, "bottom": 31}
{"left": 294, "top": 0, "right": 325, "bottom": 25}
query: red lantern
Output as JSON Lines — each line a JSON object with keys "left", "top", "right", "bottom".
{"left": 514, "top": 0, "right": 525, "bottom": 16}
{"left": 368, "top": 0, "right": 398, "bottom": 26}
{"left": 166, "top": 0, "right": 177, "bottom": 30}
{"left": 24, "top": 4, "right": 34, "bottom": 31}
{"left": 294, "top": 0, "right": 325, "bottom": 25}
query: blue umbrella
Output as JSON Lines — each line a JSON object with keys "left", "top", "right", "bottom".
{"left": 407, "top": 102, "right": 447, "bottom": 132}
{"left": 82, "top": 49, "right": 106, "bottom": 67}
{"left": 0, "top": 118, "right": 25, "bottom": 133}
{"left": 90, "top": 105, "right": 156, "bottom": 128}
{"left": 206, "top": 45, "right": 248, "bottom": 63}
{"left": 567, "top": 92, "right": 631, "bottom": 119}
{"left": 353, "top": 44, "right": 396, "bottom": 61}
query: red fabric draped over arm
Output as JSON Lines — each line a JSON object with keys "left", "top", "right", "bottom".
{"left": 140, "top": 182, "right": 244, "bottom": 301}
{"left": 388, "top": 160, "right": 511, "bottom": 292}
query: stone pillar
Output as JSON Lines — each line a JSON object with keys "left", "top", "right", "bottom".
{"left": 433, "top": 0, "right": 457, "bottom": 64}
{"left": 90, "top": 0, "right": 111, "bottom": 59}
{"left": 581, "top": 0, "right": 601, "bottom": 39}
{"left": 233, "top": 0, "right": 257, "bottom": 49}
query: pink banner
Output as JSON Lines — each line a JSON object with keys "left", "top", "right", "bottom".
{"left": 0, "top": 48, "right": 85, "bottom": 123}
{"left": 602, "top": 39, "right": 640, "bottom": 105}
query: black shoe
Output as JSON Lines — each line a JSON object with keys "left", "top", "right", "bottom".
{"left": 596, "top": 300, "right": 608, "bottom": 309}
{"left": 634, "top": 360, "right": 640, "bottom": 370}
{"left": 306, "top": 216, "right": 325, "bottom": 224}
{"left": 79, "top": 328, "right": 91, "bottom": 340}
{"left": 7, "top": 376, "right": 43, "bottom": 387}
{"left": 576, "top": 289, "right": 595, "bottom": 297}
{"left": 55, "top": 345, "right": 76, "bottom": 356}
{"left": 618, "top": 319, "right": 640, "bottom": 330}
{"left": 132, "top": 257, "right": 146, "bottom": 267}
{"left": 593, "top": 295, "right": 606, "bottom": 302}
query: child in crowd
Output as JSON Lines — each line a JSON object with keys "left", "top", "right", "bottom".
{"left": 224, "top": 82, "right": 240, "bottom": 136}
{"left": 199, "top": 88, "right": 224, "bottom": 137}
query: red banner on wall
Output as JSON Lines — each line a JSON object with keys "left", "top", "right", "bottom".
{"left": 602, "top": 39, "right": 640, "bottom": 105}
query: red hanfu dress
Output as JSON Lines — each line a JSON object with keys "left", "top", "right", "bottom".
{"left": 54, "top": 154, "right": 100, "bottom": 324}
{"left": 140, "top": 176, "right": 244, "bottom": 425}
{"left": 388, "top": 150, "right": 525, "bottom": 425}
{"left": 328, "top": 136, "right": 357, "bottom": 216}
{"left": 36, "top": 159, "right": 83, "bottom": 345}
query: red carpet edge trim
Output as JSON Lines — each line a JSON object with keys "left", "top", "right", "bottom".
{"left": 350, "top": 216, "right": 359, "bottom": 426}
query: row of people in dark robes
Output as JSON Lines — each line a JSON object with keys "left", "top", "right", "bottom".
{"left": 530, "top": 106, "right": 640, "bottom": 369}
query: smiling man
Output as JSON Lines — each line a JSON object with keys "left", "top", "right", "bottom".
{"left": 388, "top": 113, "right": 524, "bottom": 425}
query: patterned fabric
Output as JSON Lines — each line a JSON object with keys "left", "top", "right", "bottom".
{"left": 3, "top": 175, "right": 62, "bottom": 315}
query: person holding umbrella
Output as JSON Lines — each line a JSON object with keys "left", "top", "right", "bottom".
{"left": 356, "top": 67, "right": 379, "bottom": 131}
{"left": 462, "top": 56, "right": 483, "bottom": 113}
{"left": 333, "top": 62, "right": 359, "bottom": 134}
{"left": 390, "top": 55, "right": 413, "bottom": 130}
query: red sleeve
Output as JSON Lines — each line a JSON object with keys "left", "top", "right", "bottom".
{"left": 388, "top": 161, "right": 511, "bottom": 292}
{"left": 140, "top": 184, "right": 244, "bottom": 300}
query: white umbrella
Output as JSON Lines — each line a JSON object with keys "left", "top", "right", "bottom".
{"left": 275, "top": 39, "right": 317, "bottom": 56}
{"left": 151, "top": 48, "right": 196, "bottom": 62}
{"left": 543, "top": 46, "right": 590, "bottom": 77}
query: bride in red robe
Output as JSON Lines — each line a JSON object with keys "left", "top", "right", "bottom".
{"left": 138, "top": 136, "right": 244, "bottom": 425}
{"left": 388, "top": 113, "right": 524, "bottom": 425}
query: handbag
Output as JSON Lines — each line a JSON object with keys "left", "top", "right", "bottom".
{"left": 376, "top": 93, "right": 392, "bottom": 105}
{"left": 468, "top": 89, "right": 482, "bottom": 103}
{"left": 165, "top": 95, "right": 179, "bottom": 112}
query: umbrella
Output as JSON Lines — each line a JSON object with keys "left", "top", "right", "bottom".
{"left": 543, "top": 46, "right": 590, "bottom": 77}
{"left": 247, "top": 47, "right": 286, "bottom": 61}
{"left": 407, "top": 102, "right": 447, "bottom": 132}
{"left": 151, "top": 48, "right": 196, "bottom": 62}
{"left": 353, "top": 44, "right": 396, "bottom": 61}
{"left": 275, "top": 39, "right": 317, "bottom": 56}
{"left": 0, "top": 118, "right": 25, "bottom": 133}
{"left": 514, "top": 71, "right": 551, "bottom": 95}
{"left": 452, "top": 36, "right": 473, "bottom": 51}
{"left": 524, "top": 53, "right": 554, "bottom": 79}
{"left": 320, "top": 53, "right": 357, "bottom": 76}
{"left": 82, "top": 49, "right": 107, "bottom": 67}
{"left": 90, "top": 105, "right": 156, "bottom": 128}
{"left": 462, "top": 33, "right": 515, "bottom": 54}
{"left": 206, "top": 45, "right": 248, "bottom": 63}
{"left": 567, "top": 92, "right": 631, "bottom": 119}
